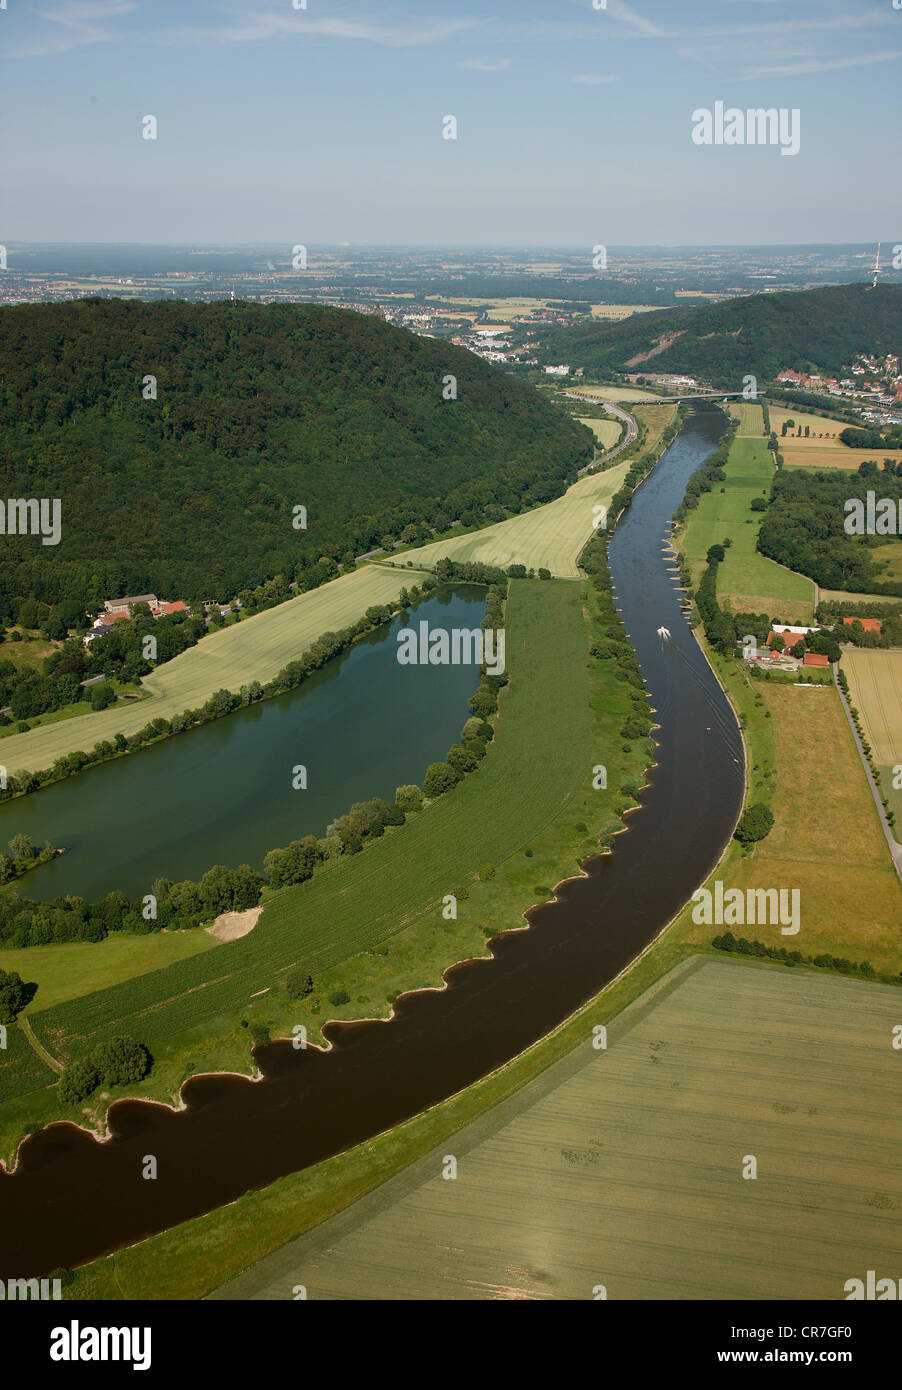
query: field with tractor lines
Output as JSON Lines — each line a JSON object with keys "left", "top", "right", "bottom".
{"left": 212, "top": 958, "right": 902, "bottom": 1301}
{"left": 843, "top": 647, "right": 902, "bottom": 825}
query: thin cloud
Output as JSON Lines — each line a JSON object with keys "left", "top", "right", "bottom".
{"left": 7, "top": 0, "right": 136, "bottom": 57}
{"left": 740, "top": 48, "right": 902, "bottom": 78}
{"left": 166, "top": 10, "right": 485, "bottom": 50}
{"left": 571, "top": 73, "right": 617, "bottom": 85}
{"left": 461, "top": 58, "right": 510, "bottom": 72}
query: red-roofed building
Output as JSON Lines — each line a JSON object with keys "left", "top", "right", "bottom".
{"left": 159, "top": 600, "right": 188, "bottom": 616}
{"left": 842, "top": 617, "right": 882, "bottom": 635}
{"left": 803, "top": 652, "right": 830, "bottom": 668}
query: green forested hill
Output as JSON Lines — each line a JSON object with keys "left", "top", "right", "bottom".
{"left": 539, "top": 283, "right": 902, "bottom": 386}
{"left": 0, "top": 299, "right": 590, "bottom": 612}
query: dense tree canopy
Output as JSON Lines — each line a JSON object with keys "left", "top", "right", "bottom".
{"left": 538, "top": 283, "right": 902, "bottom": 388}
{"left": 0, "top": 298, "right": 591, "bottom": 614}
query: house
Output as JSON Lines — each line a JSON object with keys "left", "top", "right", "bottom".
{"left": 803, "top": 652, "right": 830, "bottom": 668}
{"left": 158, "top": 600, "right": 188, "bottom": 616}
{"left": 104, "top": 593, "right": 158, "bottom": 615}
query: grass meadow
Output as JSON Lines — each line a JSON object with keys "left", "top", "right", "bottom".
{"left": 680, "top": 436, "right": 814, "bottom": 621}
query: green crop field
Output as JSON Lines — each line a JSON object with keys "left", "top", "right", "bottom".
{"left": 576, "top": 416, "right": 622, "bottom": 450}
{"left": 844, "top": 648, "right": 902, "bottom": 826}
{"left": 397, "top": 461, "right": 631, "bottom": 579}
{"left": 728, "top": 401, "right": 764, "bottom": 436}
{"left": 0, "top": 929, "right": 218, "bottom": 1015}
{"left": 211, "top": 958, "right": 902, "bottom": 1301}
{"left": 27, "top": 580, "right": 596, "bottom": 1068}
{"left": 680, "top": 436, "right": 814, "bottom": 621}
{"left": 0, "top": 565, "right": 430, "bottom": 778}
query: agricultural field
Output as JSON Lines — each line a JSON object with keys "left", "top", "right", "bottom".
{"left": 784, "top": 445, "right": 902, "bottom": 471}
{"left": 211, "top": 958, "right": 902, "bottom": 1301}
{"left": 0, "top": 565, "right": 431, "bottom": 777}
{"left": 771, "top": 407, "right": 902, "bottom": 471}
{"left": 680, "top": 681, "right": 901, "bottom": 964}
{"left": 575, "top": 415, "right": 622, "bottom": 450}
{"left": 728, "top": 401, "right": 765, "bottom": 436}
{"left": 397, "top": 461, "right": 631, "bottom": 579}
{"left": 589, "top": 304, "right": 661, "bottom": 320}
{"left": 771, "top": 406, "right": 845, "bottom": 441}
{"left": 562, "top": 383, "right": 664, "bottom": 403}
{"left": 0, "top": 928, "right": 217, "bottom": 1014}
{"left": 843, "top": 648, "right": 902, "bottom": 827}
{"left": 680, "top": 436, "right": 815, "bottom": 622}
{"left": 820, "top": 589, "right": 902, "bottom": 608}
{"left": 397, "top": 405, "right": 672, "bottom": 580}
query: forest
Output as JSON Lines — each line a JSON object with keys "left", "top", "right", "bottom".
{"left": 0, "top": 298, "right": 591, "bottom": 617}
{"left": 538, "top": 283, "right": 902, "bottom": 388}
{"left": 757, "top": 467, "right": 902, "bottom": 595}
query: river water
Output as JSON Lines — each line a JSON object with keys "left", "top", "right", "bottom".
{"left": 0, "top": 404, "right": 744, "bottom": 1275}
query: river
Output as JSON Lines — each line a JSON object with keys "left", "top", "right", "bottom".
{"left": 0, "top": 404, "right": 744, "bottom": 1275}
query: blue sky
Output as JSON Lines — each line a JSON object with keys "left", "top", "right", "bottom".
{"left": 1, "top": 0, "right": 900, "bottom": 244}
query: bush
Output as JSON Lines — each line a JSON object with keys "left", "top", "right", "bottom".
{"left": 328, "top": 988, "right": 351, "bottom": 1007}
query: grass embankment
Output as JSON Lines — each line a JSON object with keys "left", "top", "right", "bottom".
{"left": 844, "top": 647, "right": 902, "bottom": 825}
{"left": 680, "top": 435, "right": 814, "bottom": 620}
{"left": 59, "top": 466, "right": 901, "bottom": 1303}
{"left": 1, "top": 576, "right": 654, "bottom": 1162}
{"left": 0, "top": 566, "right": 431, "bottom": 777}
{"left": 210, "top": 959, "right": 902, "bottom": 1301}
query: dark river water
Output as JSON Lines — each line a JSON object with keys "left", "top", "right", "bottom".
{"left": 3, "top": 587, "right": 486, "bottom": 901}
{"left": 0, "top": 404, "right": 745, "bottom": 1276}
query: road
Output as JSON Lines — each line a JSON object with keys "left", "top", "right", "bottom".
{"left": 573, "top": 400, "right": 639, "bottom": 477}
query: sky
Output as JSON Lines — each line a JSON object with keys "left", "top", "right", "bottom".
{"left": 0, "top": 0, "right": 900, "bottom": 245}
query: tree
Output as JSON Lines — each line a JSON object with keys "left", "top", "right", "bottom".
{"left": 734, "top": 802, "right": 775, "bottom": 846}
{"left": 0, "top": 969, "right": 29, "bottom": 1023}
{"left": 90, "top": 682, "right": 115, "bottom": 711}
{"left": 285, "top": 969, "right": 314, "bottom": 1000}
{"left": 395, "top": 784, "right": 422, "bottom": 812}
{"left": 423, "top": 761, "right": 460, "bottom": 798}
{"left": 90, "top": 1036, "right": 151, "bottom": 1087}
{"left": 58, "top": 1057, "right": 100, "bottom": 1105}
{"left": 706, "top": 544, "right": 725, "bottom": 564}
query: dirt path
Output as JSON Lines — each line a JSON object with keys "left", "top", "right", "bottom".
{"left": 19, "top": 1015, "right": 63, "bottom": 1074}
